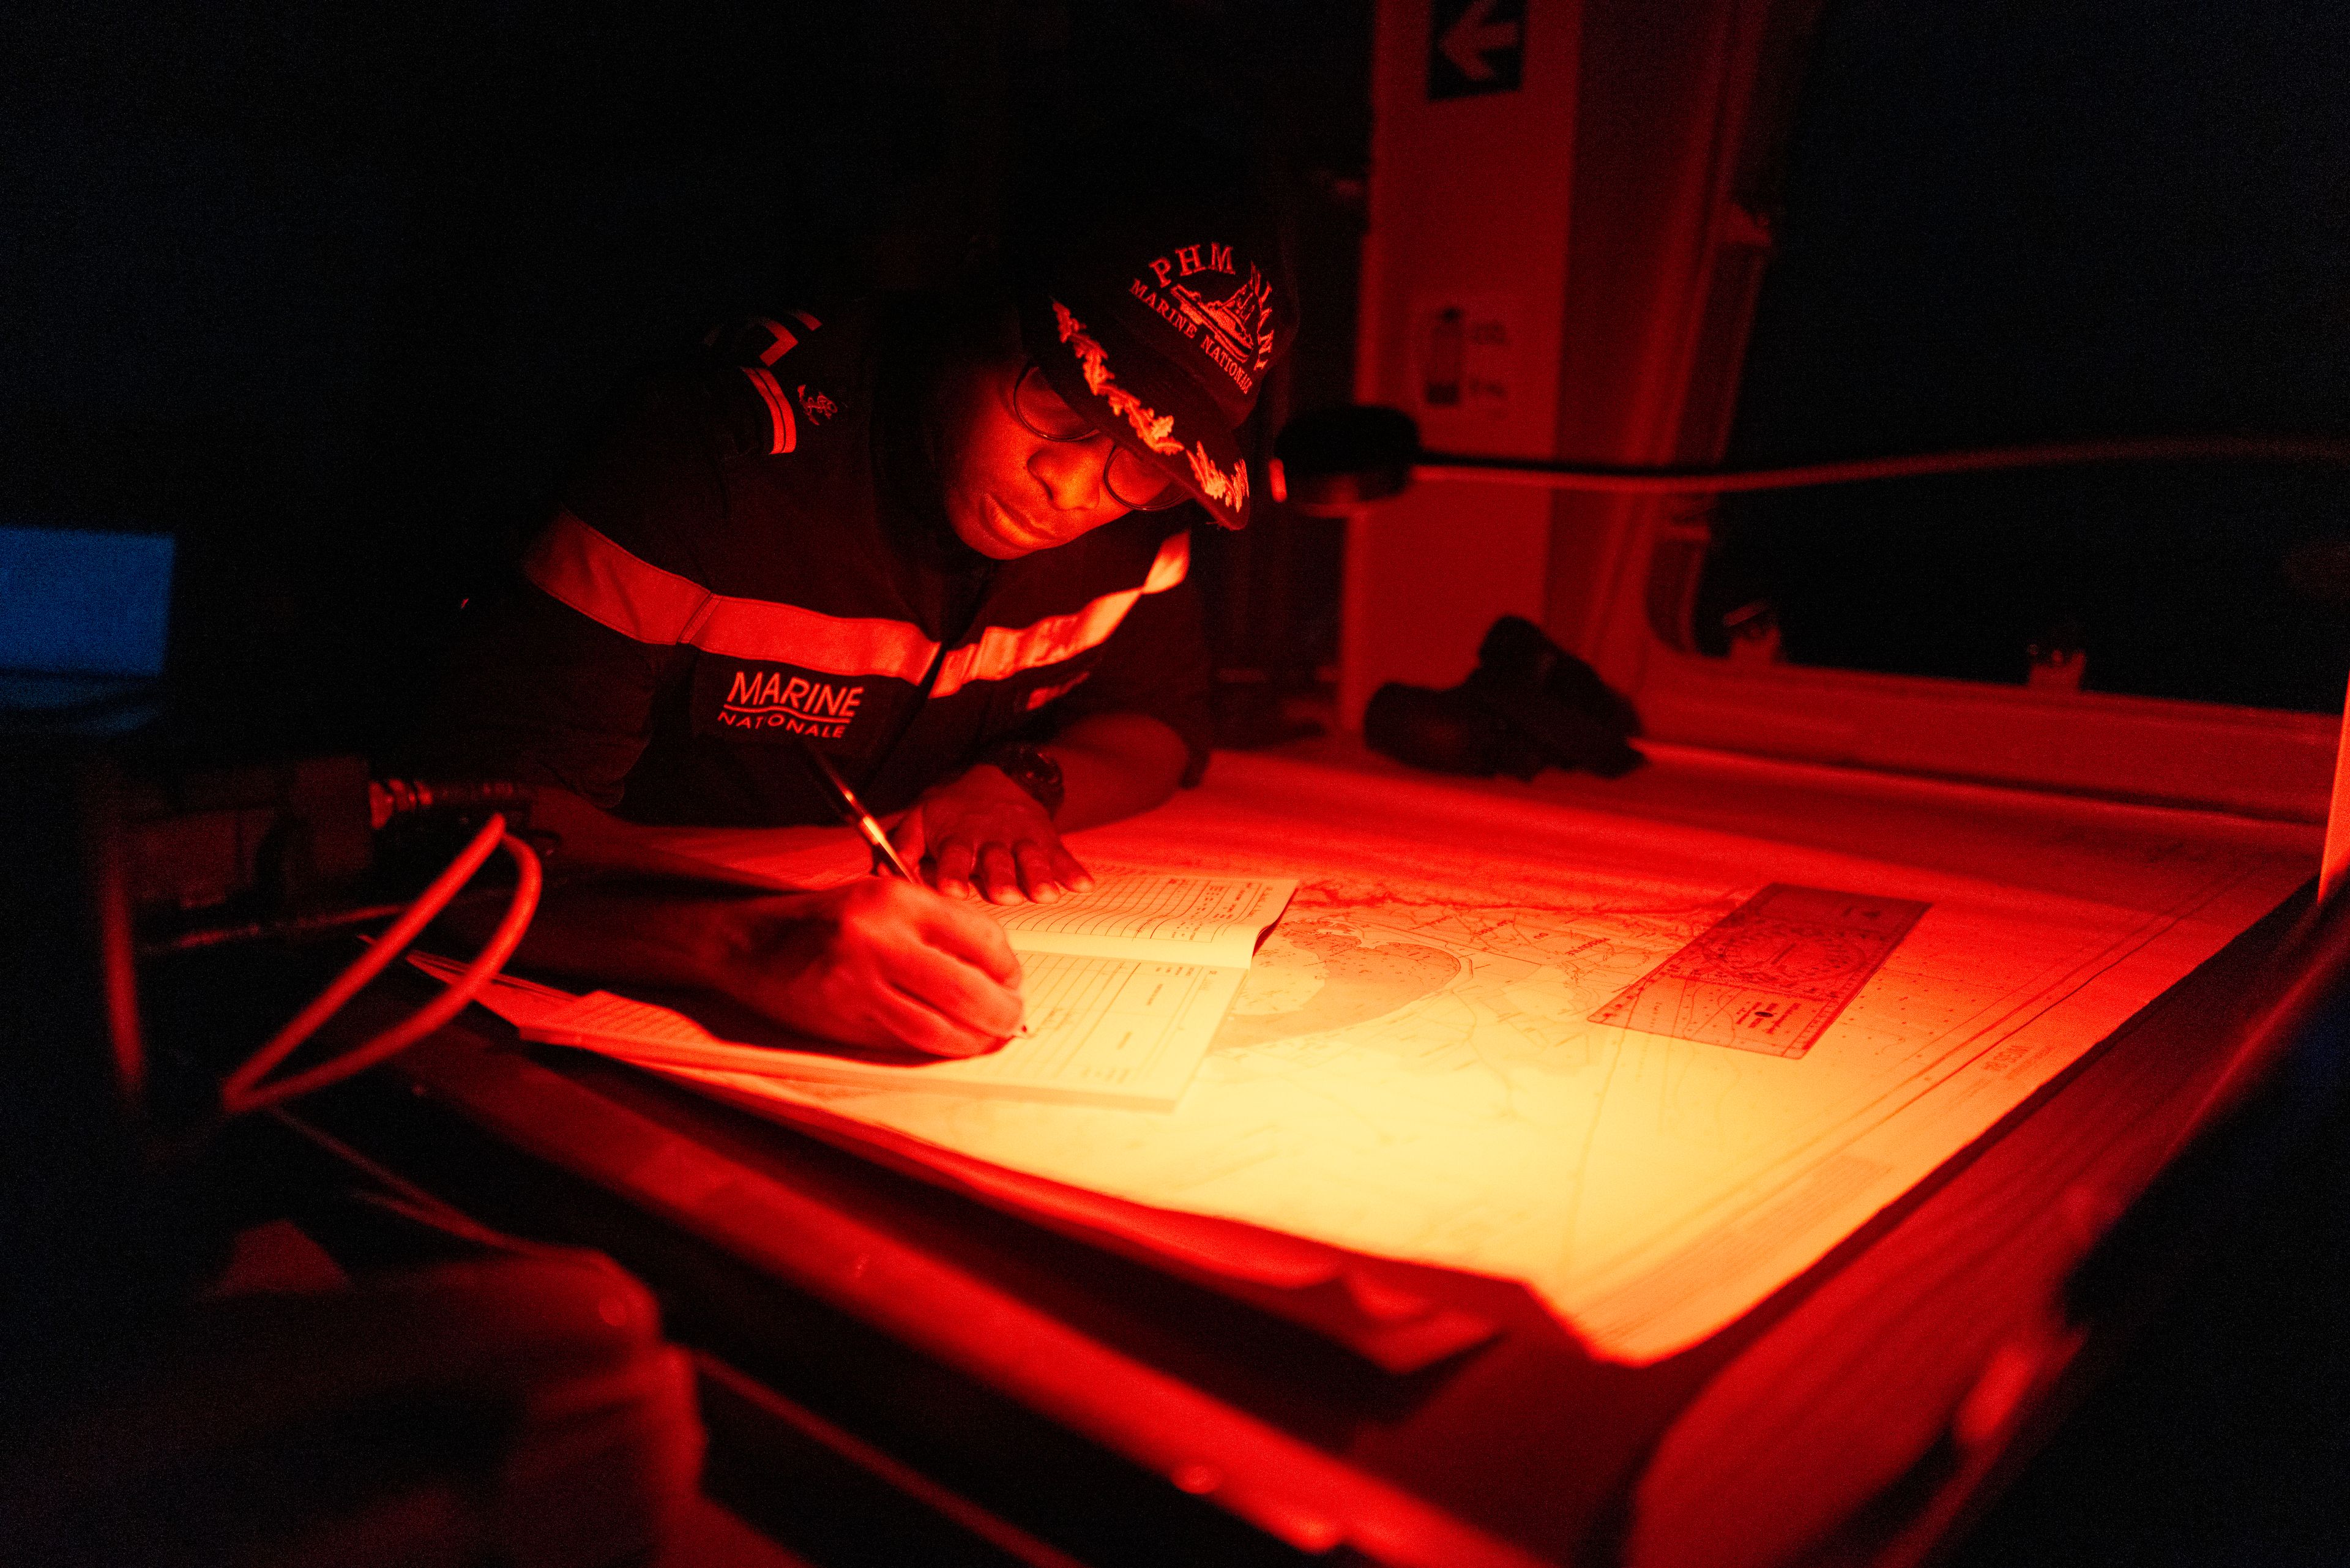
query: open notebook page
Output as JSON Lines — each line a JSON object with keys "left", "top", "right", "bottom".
{"left": 414, "top": 869, "right": 1297, "bottom": 1109}
{"left": 990, "top": 872, "right": 1297, "bottom": 967}
{"left": 518, "top": 952, "right": 1244, "bottom": 1108}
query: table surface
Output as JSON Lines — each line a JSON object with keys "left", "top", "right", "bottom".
{"left": 315, "top": 744, "right": 2323, "bottom": 1568}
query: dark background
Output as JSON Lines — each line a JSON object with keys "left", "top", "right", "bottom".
{"left": 0, "top": 0, "right": 1367, "bottom": 763}
{"left": 1701, "top": 0, "right": 2350, "bottom": 711}
{"left": 9, "top": 1, "right": 2350, "bottom": 752}
{"left": 10, "top": 1, "right": 2350, "bottom": 753}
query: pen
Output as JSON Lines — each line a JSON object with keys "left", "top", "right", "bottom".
{"left": 797, "top": 740, "right": 919, "bottom": 881}
{"left": 799, "top": 741, "right": 1029, "bottom": 1039}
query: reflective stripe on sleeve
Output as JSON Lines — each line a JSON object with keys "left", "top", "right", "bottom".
{"left": 521, "top": 513, "right": 707, "bottom": 644}
{"left": 930, "top": 529, "right": 1192, "bottom": 699}
{"left": 523, "top": 517, "right": 1188, "bottom": 697}
{"left": 739, "top": 367, "right": 798, "bottom": 454}
{"left": 522, "top": 513, "right": 939, "bottom": 679}
{"left": 931, "top": 589, "right": 1144, "bottom": 698}
{"left": 1143, "top": 528, "right": 1190, "bottom": 593}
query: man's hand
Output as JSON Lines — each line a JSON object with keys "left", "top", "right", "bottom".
{"left": 892, "top": 764, "right": 1095, "bottom": 904}
{"left": 711, "top": 879, "right": 1024, "bottom": 1056}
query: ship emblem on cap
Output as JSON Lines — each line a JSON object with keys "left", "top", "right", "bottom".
{"left": 1133, "top": 242, "right": 1279, "bottom": 397}
{"left": 1172, "top": 266, "right": 1276, "bottom": 390}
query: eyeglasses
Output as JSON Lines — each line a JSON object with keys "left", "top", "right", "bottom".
{"left": 1010, "top": 362, "right": 1188, "bottom": 512}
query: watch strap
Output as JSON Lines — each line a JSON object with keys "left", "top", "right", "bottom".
{"left": 979, "top": 742, "right": 1065, "bottom": 819}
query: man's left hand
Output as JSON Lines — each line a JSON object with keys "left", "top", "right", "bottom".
{"left": 892, "top": 764, "right": 1095, "bottom": 904}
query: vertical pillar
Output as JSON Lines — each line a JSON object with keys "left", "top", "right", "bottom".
{"left": 1341, "top": 0, "right": 1580, "bottom": 724}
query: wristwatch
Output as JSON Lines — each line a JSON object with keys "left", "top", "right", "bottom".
{"left": 979, "top": 742, "right": 1065, "bottom": 820}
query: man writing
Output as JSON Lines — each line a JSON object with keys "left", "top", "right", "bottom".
{"left": 425, "top": 199, "right": 1296, "bottom": 1061}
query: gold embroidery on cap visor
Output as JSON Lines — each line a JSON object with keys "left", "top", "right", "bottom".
{"left": 1053, "top": 300, "right": 1251, "bottom": 517}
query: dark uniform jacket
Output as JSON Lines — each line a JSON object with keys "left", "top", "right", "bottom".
{"left": 425, "top": 299, "right": 1212, "bottom": 825}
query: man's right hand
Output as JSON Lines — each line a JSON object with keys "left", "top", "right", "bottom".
{"left": 709, "top": 878, "right": 1024, "bottom": 1058}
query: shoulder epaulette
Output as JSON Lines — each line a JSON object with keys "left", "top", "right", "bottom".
{"left": 699, "top": 308, "right": 826, "bottom": 457}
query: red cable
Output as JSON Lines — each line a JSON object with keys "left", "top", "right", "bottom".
{"left": 228, "top": 832, "right": 542, "bottom": 1114}
{"left": 219, "top": 816, "right": 533, "bottom": 1115}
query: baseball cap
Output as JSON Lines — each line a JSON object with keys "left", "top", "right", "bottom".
{"left": 1014, "top": 207, "right": 1297, "bottom": 529}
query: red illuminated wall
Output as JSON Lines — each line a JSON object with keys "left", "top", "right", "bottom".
{"left": 1345, "top": 0, "right": 1818, "bottom": 717}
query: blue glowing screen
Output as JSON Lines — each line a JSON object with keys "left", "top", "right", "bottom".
{"left": 0, "top": 523, "right": 176, "bottom": 678}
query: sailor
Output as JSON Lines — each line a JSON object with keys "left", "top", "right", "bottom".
{"left": 423, "top": 196, "right": 1296, "bottom": 1058}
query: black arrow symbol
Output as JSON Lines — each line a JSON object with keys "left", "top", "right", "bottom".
{"left": 1440, "top": 0, "right": 1521, "bottom": 83}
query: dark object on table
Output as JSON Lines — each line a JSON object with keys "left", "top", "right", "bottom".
{"left": 1365, "top": 616, "right": 1644, "bottom": 780}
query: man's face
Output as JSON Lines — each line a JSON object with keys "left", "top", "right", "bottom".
{"left": 930, "top": 343, "right": 1134, "bottom": 561}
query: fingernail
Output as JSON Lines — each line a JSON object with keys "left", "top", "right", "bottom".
{"left": 1072, "top": 875, "right": 1096, "bottom": 892}
{"left": 1034, "top": 884, "right": 1060, "bottom": 903}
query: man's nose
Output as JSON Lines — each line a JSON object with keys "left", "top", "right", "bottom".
{"left": 1028, "top": 438, "right": 1123, "bottom": 514}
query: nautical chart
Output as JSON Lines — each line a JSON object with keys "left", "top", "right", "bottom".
{"left": 1591, "top": 883, "right": 1930, "bottom": 1058}
{"left": 647, "top": 746, "right": 2318, "bottom": 1363}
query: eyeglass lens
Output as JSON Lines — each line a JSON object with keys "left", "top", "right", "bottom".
{"left": 1016, "top": 365, "right": 1186, "bottom": 511}
{"left": 1013, "top": 364, "right": 1094, "bottom": 439}
{"left": 1105, "top": 449, "right": 1184, "bottom": 510}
